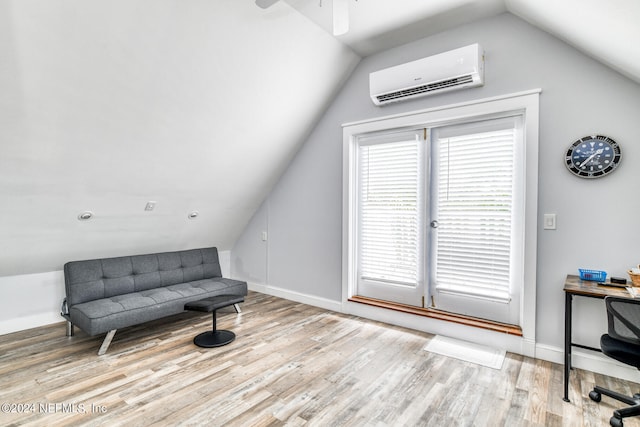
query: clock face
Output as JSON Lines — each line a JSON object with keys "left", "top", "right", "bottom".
{"left": 565, "top": 135, "right": 621, "bottom": 178}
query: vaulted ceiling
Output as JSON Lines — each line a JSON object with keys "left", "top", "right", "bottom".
{"left": 285, "top": 0, "right": 640, "bottom": 83}
{"left": 1, "top": 0, "right": 638, "bottom": 276}
{"left": 0, "top": 0, "right": 359, "bottom": 275}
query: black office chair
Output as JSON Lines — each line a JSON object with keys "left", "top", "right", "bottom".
{"left": 589, "top": 296, "right": 640, "bottom": 427}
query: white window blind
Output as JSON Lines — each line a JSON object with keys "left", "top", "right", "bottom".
{"left": 434, "top": 118, "right": 519, "bottom": 301}
{"left": 358, "top": 132, "right": 422, "bottom": 287}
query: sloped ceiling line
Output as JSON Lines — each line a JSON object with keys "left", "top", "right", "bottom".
{"left": 281, "top": 0, "right": 640, "bottom": 84}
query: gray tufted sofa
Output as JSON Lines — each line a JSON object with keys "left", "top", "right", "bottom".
{"left": 61, "top": 247, "right": 247, "bottom": 355}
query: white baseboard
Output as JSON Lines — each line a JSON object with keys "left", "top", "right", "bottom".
{"left": 535, "top": 343, "right": 639, "bottom": 383}
{"left": 0, "top": 312, "right": 64, "bottom": 336}
{"left": 247, "top": 282, "right": 343, "bottom": 312}
{"left": 0, "top": 270, "right": 66, "bottom": 335}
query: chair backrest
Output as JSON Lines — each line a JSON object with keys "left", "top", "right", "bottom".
{"left": 605, "top": 296, "right": 640, "bottom": 345}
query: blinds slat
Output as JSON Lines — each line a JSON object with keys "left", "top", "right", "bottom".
{"left": 359, "top": 138, "right": 421, "bottom": 285}
{"left": 436, "top": 127, "right": 516, "bottom": 295}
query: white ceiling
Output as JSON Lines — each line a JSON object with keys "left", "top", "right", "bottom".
{"left": 284, "top": 0, "right": 640, "bottom": 84}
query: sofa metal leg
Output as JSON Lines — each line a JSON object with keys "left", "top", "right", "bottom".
{"left": 234, "top": 303, "right": 242, "bottom": 313}
{"left": 98, "top": 330, "right": 117, "bottom": 356}
{"left": 66, "top": 321, "right": 74, "bottom": 337}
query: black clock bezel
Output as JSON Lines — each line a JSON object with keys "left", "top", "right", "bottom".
{"left": 565, "top": 135, "right": 621, "bottom": 179}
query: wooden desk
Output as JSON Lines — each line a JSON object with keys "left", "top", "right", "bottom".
{"left": 563, "top": 274, "right": 632, "bottom": 402}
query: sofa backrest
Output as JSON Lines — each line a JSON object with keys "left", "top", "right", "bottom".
{"left": 64, "top": 247, "right": 222, "bottom": 306}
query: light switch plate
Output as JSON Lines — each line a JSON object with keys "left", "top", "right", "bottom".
{"left": 543, "top": 213, "right": 556, "bottom": 230}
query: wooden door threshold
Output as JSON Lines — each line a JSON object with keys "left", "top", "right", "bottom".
{"left": 349, "top": 295, "right": 522, "bottom": 336}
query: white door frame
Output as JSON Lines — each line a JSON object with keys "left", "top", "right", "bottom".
{"left": 342, "top": 89, "right": 540, "bottom": 347}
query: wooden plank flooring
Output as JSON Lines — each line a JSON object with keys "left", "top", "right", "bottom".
{"left": 0, "top": 291, "right": 638, "bottom": 426}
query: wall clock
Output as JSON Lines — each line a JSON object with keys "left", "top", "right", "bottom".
{"left": 565, "top": 135, "right": 621, "bottom": 178}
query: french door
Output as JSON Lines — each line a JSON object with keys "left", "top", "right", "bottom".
{"left": 428, "top": 116, "right": 523, "bottom": 325}
{"left": 355, "top": 129, "right": 426, "bottom": 307}
{"left": 353, "top": 116, "right": 524, "bottom": 325}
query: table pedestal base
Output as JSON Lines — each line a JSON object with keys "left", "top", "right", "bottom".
{"left": 193, "top": 330, "right": 235, "bottom": 348}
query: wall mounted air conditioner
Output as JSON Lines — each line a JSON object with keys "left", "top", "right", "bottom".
{"left": 369, "top": 43, "right": 484, "bottom": 106}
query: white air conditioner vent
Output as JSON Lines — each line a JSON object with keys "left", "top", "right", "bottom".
{"left": 370, "top": 44, "right": 484, "bottom": 106}
{"left": 375, "top": 75, "right": 475, "bottom": 104}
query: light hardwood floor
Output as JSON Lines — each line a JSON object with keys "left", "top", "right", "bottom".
{"left": 1, "top": 291, "right": 638, "bottom": 426}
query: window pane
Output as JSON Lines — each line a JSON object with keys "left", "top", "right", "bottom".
{"left": 434, "top": 124, "right": 516, "bottom": 300}
{"left": 359, "top": 137, "right": 420, "bottom": 286}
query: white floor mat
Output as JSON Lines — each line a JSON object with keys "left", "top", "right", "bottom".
{"left": 423, "top": 335, "right": 505, "bottom": 370}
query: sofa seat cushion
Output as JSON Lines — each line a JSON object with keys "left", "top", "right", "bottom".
{"left": 196, "top": 278, "right": 248, "bottom": 293}
{"left": 69, "top": 277, "right": 247, "bottom": 336}
{"left": 78, "top": 288, "right": 187, "bottom": 318}
{"left": 165, "top": 281, "right": 210, "bottom": 297}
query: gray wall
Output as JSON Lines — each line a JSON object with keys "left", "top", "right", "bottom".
{"left": 232, "top": 12, "right": 640, "bottom": 350}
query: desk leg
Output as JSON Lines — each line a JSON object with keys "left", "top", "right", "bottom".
{"left": 563, "top": 292, "right": 572, "bottom": 402}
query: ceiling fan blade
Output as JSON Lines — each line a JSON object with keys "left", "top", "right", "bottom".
{"left": 255, "top": 0, "right": 280, "bottom": 9}
{"left": 333, "top": 0, "right": 349, "bottom": 36}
